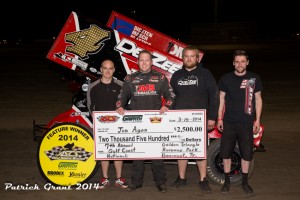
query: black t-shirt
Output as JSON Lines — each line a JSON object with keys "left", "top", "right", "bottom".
{"left": 87, "top": 79, "right": 121, "bottom": 112}
{"left": 218, "top": 71, "right": 263, "bottom": 124}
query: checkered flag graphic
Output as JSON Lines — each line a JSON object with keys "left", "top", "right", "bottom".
{"left": 44, "top": 146, "right": 64, "bottom": 160}
{"left": 44, "top": 145, "right": 93, "bottom": 161}
{"left": 74, "top": 146, "right": 93, "bottom": 161}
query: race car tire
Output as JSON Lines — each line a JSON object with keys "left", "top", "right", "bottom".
{"left": 206, "top": 138, "right": 254, "bottom": 186}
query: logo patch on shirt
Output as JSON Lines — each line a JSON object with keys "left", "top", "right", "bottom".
{"left": 149, "top": 76, "right": 159, "bottom": 82}
{"left": 240, "top": 78, "right": 256, "bottom": 115}
{"left": 240, "top": 79, "right": 256, "bottom": 88}
{"left": 177, "top": 75, "right": 198, "bottom": 86}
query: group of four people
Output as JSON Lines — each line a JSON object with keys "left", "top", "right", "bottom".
{"left": 87, "top": 46, "right": 263, "bottom": 195}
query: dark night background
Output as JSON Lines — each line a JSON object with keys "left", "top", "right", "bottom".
{"left": 0, "top": 3, "right": 300, "bottom": 199}
{"left": 1, "top": 0, "right": 299, "bottom": 43}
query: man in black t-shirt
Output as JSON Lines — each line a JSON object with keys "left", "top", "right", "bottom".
{"left": 217, "top": 50, "right": 263, "bottom": 195}
{"left": 87, "top": 59, "right": 128, "bottom": 190}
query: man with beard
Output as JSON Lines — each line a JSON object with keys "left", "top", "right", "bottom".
{"left": 217, "top": 50, "right": 263, "bottom": 195}
{"left": 169, "top": 45, "right": 219, "bottom": 193}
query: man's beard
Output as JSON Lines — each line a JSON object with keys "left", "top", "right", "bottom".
{"left": 235, "top": 67, "right": 246, "bottom": 74}
{"left": 184, "top": 62, "right": 197, "bottom": 69}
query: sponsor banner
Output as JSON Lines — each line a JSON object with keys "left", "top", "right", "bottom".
{"left": 47, "top": 11, "right": 183, "bottom": 81}
{"left": 93, "top": 110, "right": 207, "bottom": 160}
{"left": 106, "top": 10, "right": 204, "bottom": 62}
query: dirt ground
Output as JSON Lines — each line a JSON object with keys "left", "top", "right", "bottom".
{"left": 0, "top": 41, "right": 300, "bottom": 200}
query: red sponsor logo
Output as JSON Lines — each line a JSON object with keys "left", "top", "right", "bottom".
{"left": 150, "top": 117, "right": 162, "bottom": 123}
{"left": 97, "top": 115, "right": 119, "bottom": 123}
{"left": 136, "top": 84, "right": 155, "bottom": 92}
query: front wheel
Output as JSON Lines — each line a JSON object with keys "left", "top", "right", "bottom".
{"left": 206, "top": 139, "right": 254, "bottom": 186}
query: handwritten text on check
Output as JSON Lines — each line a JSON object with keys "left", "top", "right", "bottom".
{"left": 93, "top": 110, "right": 207, "bottom": 160}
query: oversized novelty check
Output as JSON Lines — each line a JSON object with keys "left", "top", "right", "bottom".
{"left": 93, "top": 110, "right": 207, "bottom": 160}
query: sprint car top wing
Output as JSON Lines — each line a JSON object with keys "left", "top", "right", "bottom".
{"left": 47, "top": 11, "right": 185, "bottom": 82}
